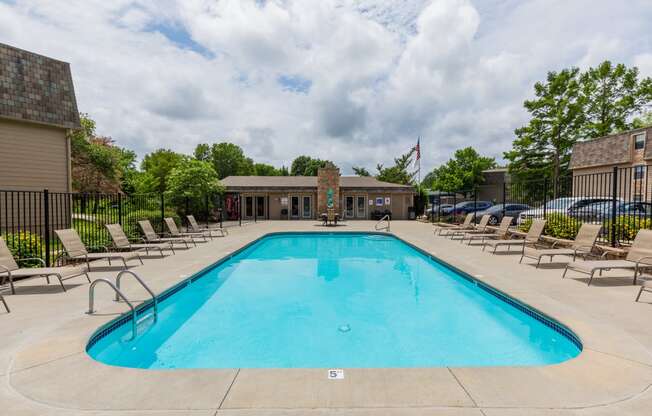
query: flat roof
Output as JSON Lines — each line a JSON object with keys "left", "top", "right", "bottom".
{"left": 221, "top": 175, "right": 414, "bottom": 191}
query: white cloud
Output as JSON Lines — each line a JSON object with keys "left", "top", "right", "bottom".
{"left": 1, "top": 0, "right": 652, "bottom": 174}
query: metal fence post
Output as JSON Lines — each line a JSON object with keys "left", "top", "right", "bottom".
{"left": 543, "top": 178, "right": 549, "bottom": 220}
{"left": 473, "top": 189, "right": 478, "bottom": 224}
{"left": 185, "top": 196, "right": 189, "bottom": 227}
{"left": 205, "top": 194, "right": 210, "bottom": 227}
{"left": 118, "top": 193, "right": 123, "bottom": 225}
{"left": 43, "top": 189, "right": 50, "bottom": 267}
{"left": 611, "top": 166, "right": 619, "bottom": 247}
{"left": 502, "top": 182, "right": 506, "bottom": 218}
{"left": 160, "top": 193, "right": 165, "bottom": 233}
{"left": 238, "top": 194, "right": 242, "bottom": 226}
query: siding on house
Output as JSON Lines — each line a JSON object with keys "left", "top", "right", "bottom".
{"left": 0, "top": 118, "right": 71, "bottom": 192}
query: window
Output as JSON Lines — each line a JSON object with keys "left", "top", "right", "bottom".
{"left": 634, "top": 165, "right": 645, "bottom": 180}
{"left": 634, "top": 133, "right": 646, "bottom": 150}
{"left": 634, "top": 195, "right": 643, "bottom": 203}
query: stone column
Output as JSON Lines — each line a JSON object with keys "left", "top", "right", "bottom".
{"left": 317, "top": 167, "right": 340, "bottom": 214}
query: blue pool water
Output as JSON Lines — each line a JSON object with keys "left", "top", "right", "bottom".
{"left": 88, "top": 233, "right": 581, "bottom": 368}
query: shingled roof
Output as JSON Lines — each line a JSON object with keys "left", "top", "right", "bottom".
{"left": 0, "top": 43, "right": 80, "bottom": 129}
{"left": 221, "top": 175, "right": 414, "bottom": 191}
{"left": 570, "top": 127, "right": 652, "bottom": 170}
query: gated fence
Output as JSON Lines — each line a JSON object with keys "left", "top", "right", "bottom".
{"left": 0, "top": 190, "right": 241, "bottom": 266}
{"left": 429, "top": 166, "right": 652, "bottom": 247}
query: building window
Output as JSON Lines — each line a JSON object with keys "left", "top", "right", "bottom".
{"left": 634, "top": 194, "right": 643, "bottom": 202}
{"left": 634, "top": 133, "right": 646, "bottom": 150}
{"left": 634, "top": 165, "right": 645, "bottom": 180}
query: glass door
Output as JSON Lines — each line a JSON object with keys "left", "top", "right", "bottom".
{"left": 345, "top": 196, "right": 354, "bottom": 218}
{"left": 290, "top": 196, "right": 300, "bottom": 218}
{"left": 356, "top": 196, "right": 366, "bottom": 218}
{"left": 302, "top": 196, "right": 311, "bottom": 218}
{"left": 245, "top": 196, "right": 253, "bottom": 218}
{"left": 256, "top": 196, "right": 265, "bottom": 218}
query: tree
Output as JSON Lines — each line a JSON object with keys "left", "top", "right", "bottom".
{"left": 279, "top": 165, "right": 290, "bottom": 176}
{"left": 194, "top": 142, "right": 254, "bottom": 179}
{"left": 580, "top": 61, "right": 652, "bottom": 138}
{"left": 166, "top": 159, "right": 224, "bottom": 200}
{"left": 632, "top": 111, "right": 652, "bottom": 129}
{"left": 375, "top": 148, "right": 417, "bottom": 185}
{"left": 141, "top": 149, "right": 184, "bottom": 193}
{"left": 505, "top": 68, "right": 585, "bottom": 184}
{"left": 253, "top": 163, "right": 281, "bottom": 176}
{"left": 290, "top": 156, "right": 337, "bottom": 176}
{"left": 352, "top": 166, "right": 371, "bottom": 176}
{"left": 424, "top": 147, "right": 496, "bottom": 192}
{"left": 70, "top": 113, "right": 136, "bottom": 193}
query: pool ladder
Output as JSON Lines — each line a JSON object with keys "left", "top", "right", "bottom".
{"left": 87, "top": 271, "right": 158, "bottom": 340}
{"left": 374, "top": 214, "right": 391, "bottom": 232}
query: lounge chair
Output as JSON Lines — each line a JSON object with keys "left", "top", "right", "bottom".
{"left": 187, "top": 215, "right": 227, "bottom": 237}
{"left": 563, "top": 229, "right": 652, "bottom": 286}
{"left": 0, "top": 292, "right": 8, "bottom": 313}
{"left": 484, "top": 219, "right": 547, "bottom": 255}
{"left": 520, "top": 223, "right": 602, "bottom": 268}
{"left": 106, "top": 224, "right": 174, "bottom": 257}
{"left": 0, "top": 236, "right": 90, "bottom": 294}
{"left": 636, "top": 280, "right": 652, "bottom": 302}
{"left": 462, "top": 216, "right": 514, "bottom": 246}
{"left": 138, "top": 220, "right": 194, "bottom": 248}
{"left": 436, "top": 213, "right": 475, "bottom": 236}
{"left": 55, "top": 229, "right": 143, "bottom": 271}
{"left": 164, "top": 218, "right": 209, "bottom": 242}
{"left": 454, "top": 215, "right": 491, "bottom": 241}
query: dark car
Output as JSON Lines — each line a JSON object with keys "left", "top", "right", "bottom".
{"left": 449, "top": 200, "right": 493, "bottom": 216}
{"left": 475, "top": 203, "right": 532, "bottom": 225}
{"left": 569, "top": 201, "right": 652, "bottom": 222}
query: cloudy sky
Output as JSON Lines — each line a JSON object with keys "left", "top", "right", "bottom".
{"left": 1, "top": 0, "right": 652, "bottom": 175}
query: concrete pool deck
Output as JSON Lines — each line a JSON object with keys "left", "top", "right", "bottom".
{"left": 2, "top": 220, "right": 652, "bottom": 415}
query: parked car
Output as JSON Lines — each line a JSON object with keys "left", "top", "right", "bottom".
{"left": 449, "top": 200, "right": 493, "bottom": 216}
{"left": 475, "top": 203, "right": 532, "bottom": 225}
{"left": 569, "top": 201, "right": 652, "bottom": 222}
{"left": 428, "top": 204, "right": 453, "bottom": 215}
{"left": 517, "top": 197, "right": 617, "bottom": 224}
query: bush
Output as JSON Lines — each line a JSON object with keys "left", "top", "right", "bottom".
{"left": 605, "top": 215, "right": 652, "bottom": 243}
{"left": 72, "top": 218, "right": 112, "bottom": 251}
{"left": 2, "top": 231, "right": 44, "bottom": 266}
{"left": 518, "top": 213, "right": 582, "bottom": 240}
{"left": 123, "top": 209, "right": 182, "bottom": 238}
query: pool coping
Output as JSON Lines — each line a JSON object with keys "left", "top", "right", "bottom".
{"left": 6, "top": 222, "right": 652, "bottom": 412}
{"left": 86, "top": 230, "right": 583, "bottom": 361}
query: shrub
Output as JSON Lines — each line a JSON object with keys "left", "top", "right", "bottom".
{"left": 123, "top": 209, "right": 182, "bottom": 238}
{"left": 2, "top": 231, "right": 44, "bottom": 266}
{"left": 72, "top": 218, "right": 112, "bottom": 251}
{"left": 518, "top": 213, "right": 582, "bottom": 240}
{"left": 605, "top": 215, "right": 652, "bottom": 243}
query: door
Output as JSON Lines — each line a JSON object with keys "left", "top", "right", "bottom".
{"left": 245, "top": 196, "right": 253, "bottom": 218}
{"left": 256, "top": 196, "right": 265, "bottom": 218}
{"left": 290, "top": 196, "right": 300, "bottom": 219}
{"left": 356, "top": 196, "right": 366, "bottom": 218}
{"left": 345, "top": 196, "right": 354, "bottom": 218}
{"left": 302, "top": 196, "right": 312, "bottom": 219}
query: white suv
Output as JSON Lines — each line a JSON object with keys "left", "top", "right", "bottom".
{"left": 517, "top": 197, "right": 618, "bottom": 225}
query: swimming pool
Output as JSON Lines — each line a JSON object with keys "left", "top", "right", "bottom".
{"left": 88, "top": 232, "right": 581, "bottom": 368}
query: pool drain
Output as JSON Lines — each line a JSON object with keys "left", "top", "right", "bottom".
{"left": 338, "top": 324, "right": 351, "bottom": 333}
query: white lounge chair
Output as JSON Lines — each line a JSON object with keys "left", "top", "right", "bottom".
{"left": 106, "top": 224, "right": 174, "bottom": 257}
{"left": 0, "top": 236, "right": 89, "bottom": 294}
{"left": 55, "top": 229, "right": 143, "bottom": 271}
{"left": 521, "top": 223, "right": 602, "bottom": 268}
{"left": 563, "top": 229, "right": 652, "bottom": 286}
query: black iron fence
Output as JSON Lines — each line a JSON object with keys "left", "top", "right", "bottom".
{"left": 0, "top": 190, "right": 241, "bottom": 266}
{"left": 429, "top": 166, "right": 652, "bottom": 247}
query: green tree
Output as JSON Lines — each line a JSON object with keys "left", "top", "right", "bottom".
{"left": 631, "top": 111, "right": 652, "bottom": 129}
{"left": 195, "top": 142, "right": 254, "bottom": 179}
{"left": 166, "top": 159, "right": 224, "bottom": 200}
{"left": 253, "top": 163, "right": 280, "bottom": 176}
{"left": 279, "top": 165, "right": 290, "bottom": 176}
{"left": 375, "top": 149, "right": 416, "bottom": 185}
{"left": 580, "top": 61, "right": 652, "bottom": 138}
{"left": 141, "top": 149, "right": 184, "bottom": 193}
{"left": 425, "top": 147, "right": 496, "bottom": 192}
{"left": 352, "top": 166, "right": 371, "bottom": 176}
{"left": 505, "top": 68, "right": 585, "bottom": 185}
{"left": 290, "top": 156, "right": 337, "bottom": 176}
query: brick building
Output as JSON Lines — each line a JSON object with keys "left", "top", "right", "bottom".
{"left": 221, "top": 167, "right": 415, "bottom": 220}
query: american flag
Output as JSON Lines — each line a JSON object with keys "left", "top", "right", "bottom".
{"left": 414, "top": 138, "right": 420, "bottom": 161}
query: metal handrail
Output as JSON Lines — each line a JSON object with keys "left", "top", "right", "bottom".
{"left": 115, "top": 271, "right": 158, "bottom": 322}
{"left": 87, "top": 278, "right": 137, "bottom": 340}
{"left": 374, "top": 214, "right": 391, "bottom": 232}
